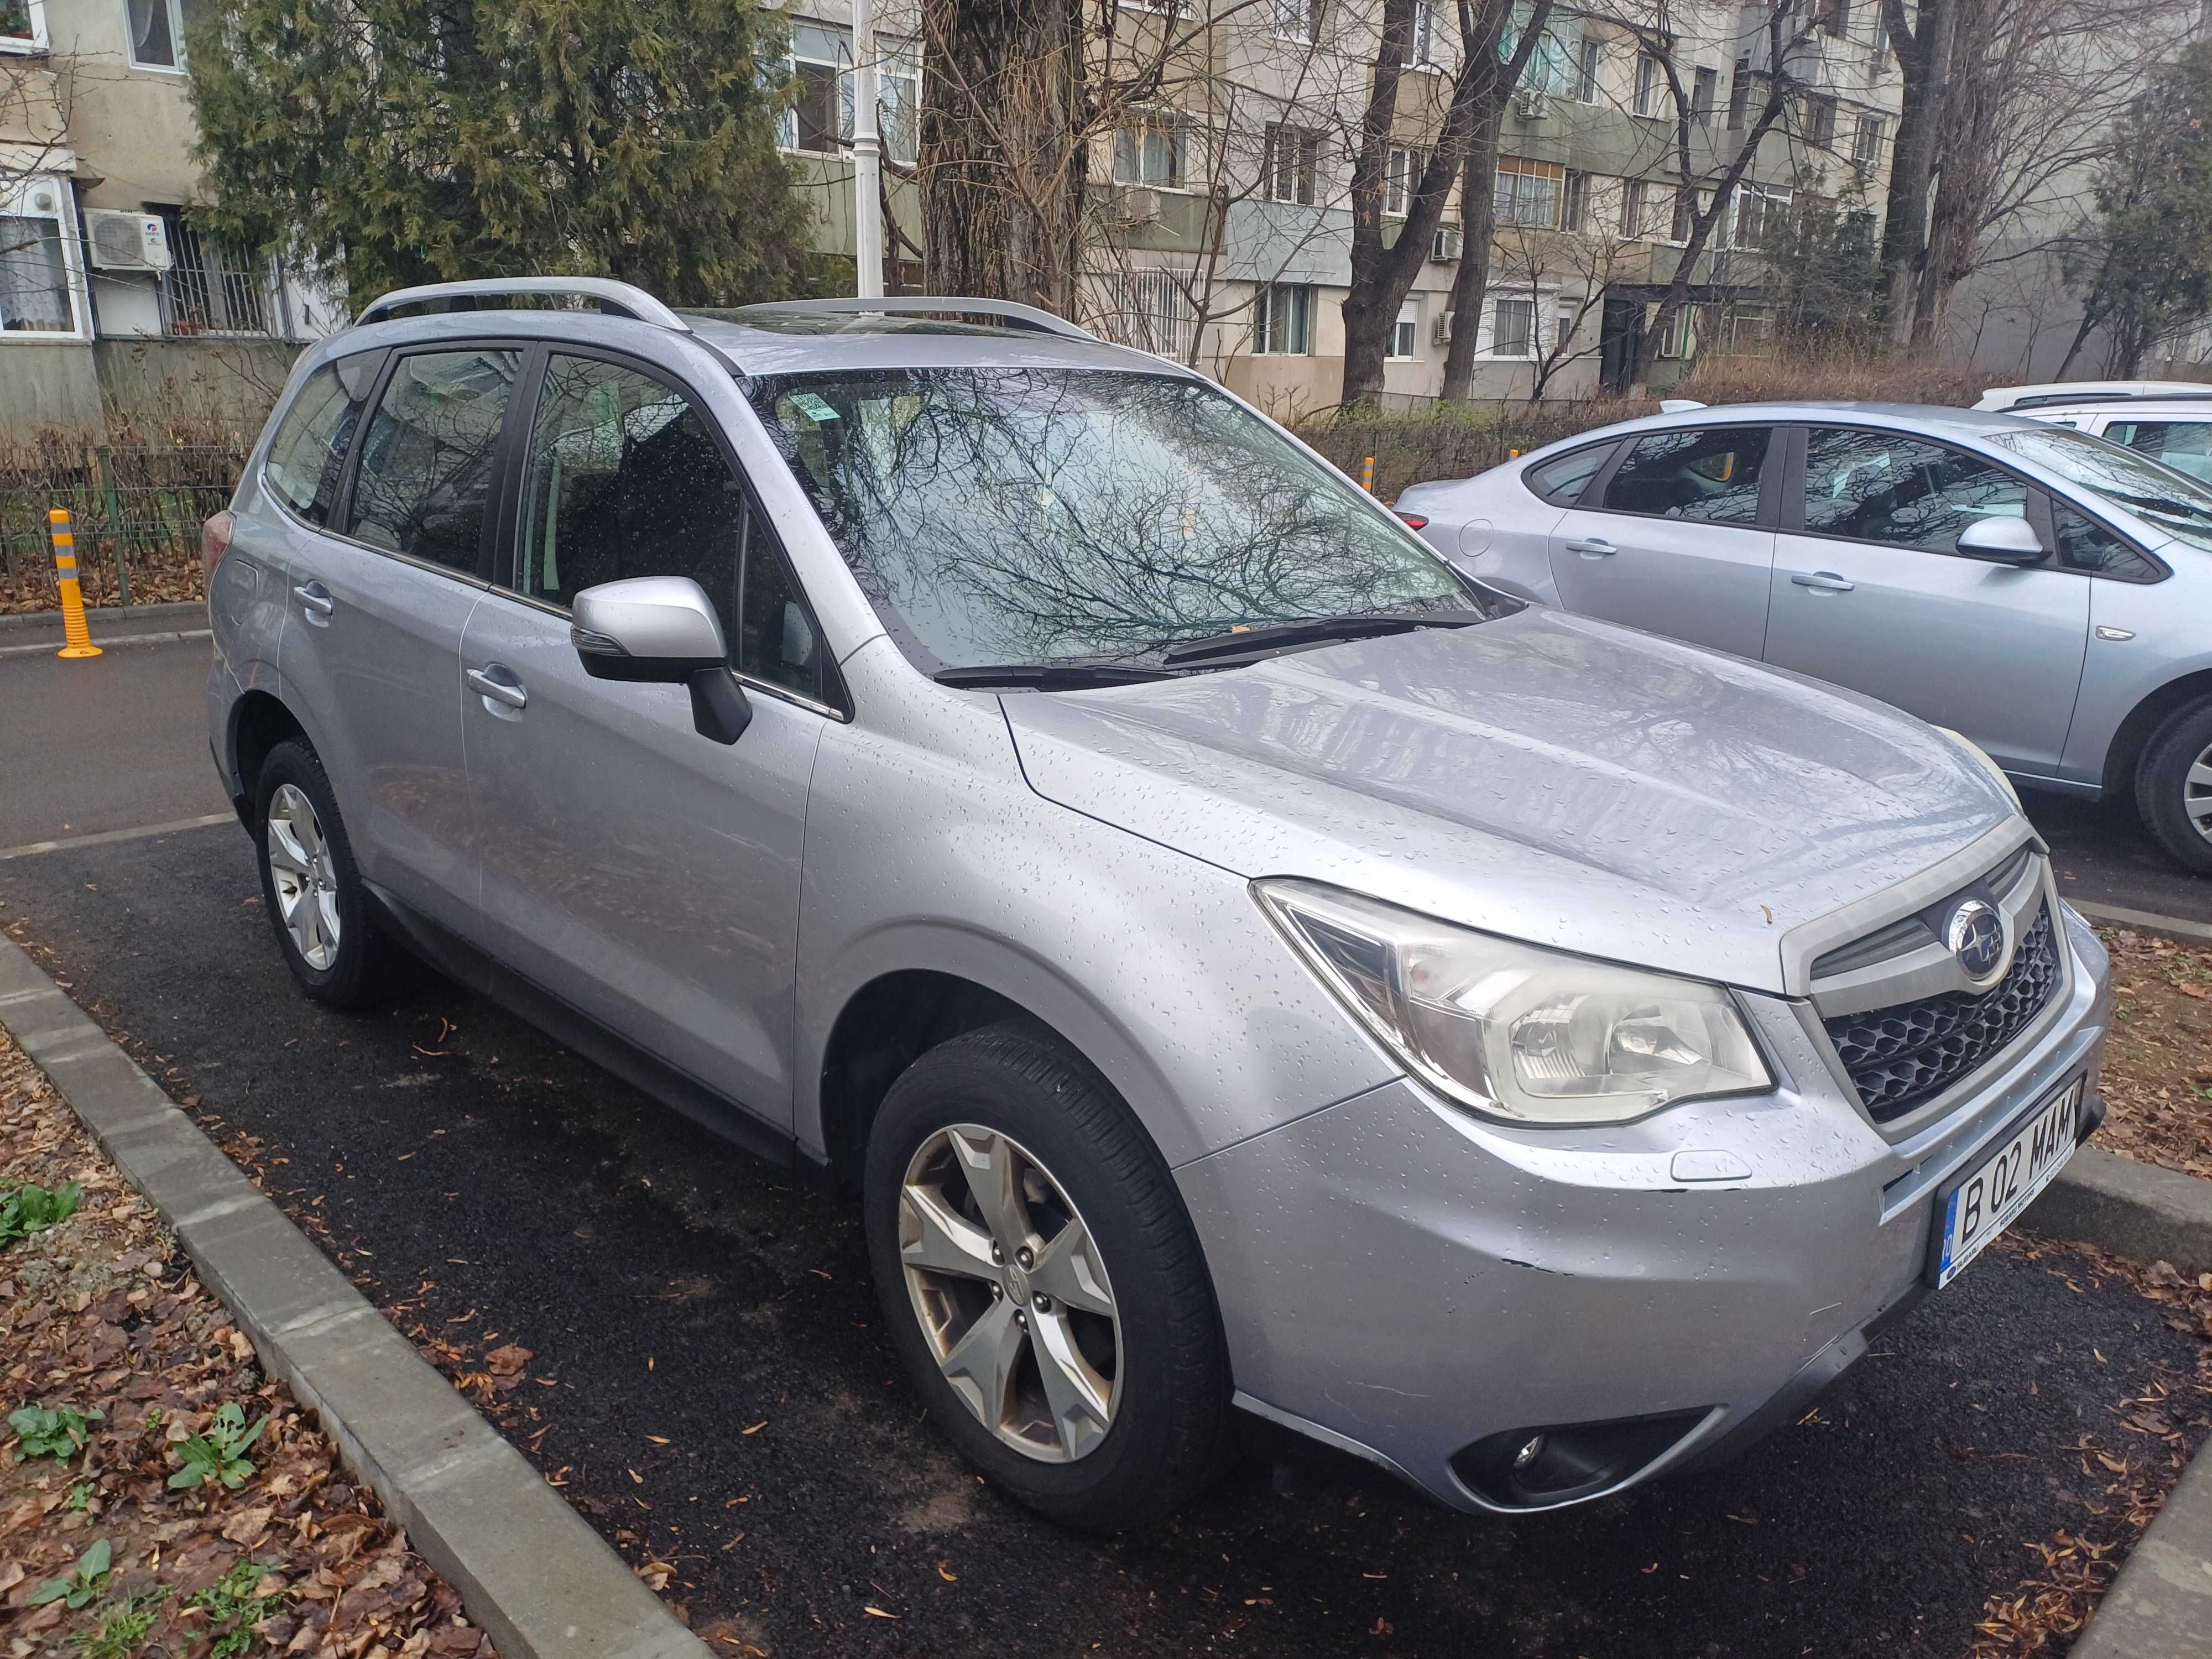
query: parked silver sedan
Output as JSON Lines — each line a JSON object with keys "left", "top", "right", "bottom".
{"left": 1399, "top": 402, "right": 2212, "bottom": 872}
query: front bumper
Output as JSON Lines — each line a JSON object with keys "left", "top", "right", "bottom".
{"left": 1176, "top": 903, "right": 2111, "bottom": 1513}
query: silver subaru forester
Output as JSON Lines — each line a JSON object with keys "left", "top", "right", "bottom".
{"left": 204, "top": 280, "right": 2109, "bottom": 1531}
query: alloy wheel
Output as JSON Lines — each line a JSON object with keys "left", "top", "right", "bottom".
{"left": 264, "top": 782, "right": 342, "bottom": 971}
{"left": 2187, "top": 741, "right": 2212, "bottom": 845}
{"left": 897, "top": 1124, "right": 1121, "bottom": 1463}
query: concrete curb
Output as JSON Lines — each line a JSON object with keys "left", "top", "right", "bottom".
{"left": 2026, "top": 1147, "right": 2212, "bottom": 1279}
{"left": 2070, "top": 1428, "right": 2212, "bottom": 1657}
{"left": 0, "top": 932, "right": 712, "bottom": 1659}
{"left": 0, "top": 599, "right": 205, "bottom": 634}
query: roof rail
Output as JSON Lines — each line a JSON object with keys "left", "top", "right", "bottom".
{"left": 356, "top": 278, "right": 692, "bottom": 333}
{"left": 726, "top": 296, "right": 1095, "bottom": 342}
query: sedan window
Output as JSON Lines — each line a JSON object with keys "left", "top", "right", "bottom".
{"left": 1801, "top": 428, "right": 2027, "bottom": 554}
{"left": 2050, "top": 502, "right": 2161, "bottom": 581}
{"left": 1596, "top": 427, "right": 1768, "bottom": 523}
{"left": 1524, "top": 442, "right": 1613, "bottom": 506}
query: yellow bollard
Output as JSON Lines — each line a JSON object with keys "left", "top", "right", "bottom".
{"left": 1361, "top": 455, "right": 1375, "bottom": 492}
{"left": 49, "top": 508, "right": 102, "bottom": 660}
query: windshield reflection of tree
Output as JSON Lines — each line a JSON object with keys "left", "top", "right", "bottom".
{"left": 779, "top": 371, "right": 1456, "bottom": 667}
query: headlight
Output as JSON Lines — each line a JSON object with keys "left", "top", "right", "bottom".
{"left": 1932, "top": 726, "right": 2021, "bottom": 808}
{"left": 1255, "top": 879, "right": 1772, "bottom": 1126}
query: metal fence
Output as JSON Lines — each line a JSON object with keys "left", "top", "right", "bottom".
{"left": 0, "top": 444, "right": 246, "bottom": 614}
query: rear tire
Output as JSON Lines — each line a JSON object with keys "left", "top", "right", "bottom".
{"left": 2134, "top": 700, "right": 2212, "bottom": 875}
{"left": 863, "top": 1019, "right": 1229, "bottom": 1531}
{"left": 253, "top": 739, "right": 409, "bottom": 1008}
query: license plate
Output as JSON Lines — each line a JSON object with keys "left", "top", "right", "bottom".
{"left": 1930, "top": 1077, "right": 2084, "bottom": 1288}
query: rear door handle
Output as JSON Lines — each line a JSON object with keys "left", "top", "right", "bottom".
{"left": 1563, "top": 538, "right": 1616, "bottom": 557}
{"left": 294, "top": 581, "right": 335, "bottom": 619}
{"left": 466, "top": 665, "right": 528, "bottom": 710}
{"left": 1791, "top": 571, "right": 1855, "bottom": 593}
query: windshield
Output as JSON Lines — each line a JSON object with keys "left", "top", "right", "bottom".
{"left": 744, "top": 367, "right": 1475, "bottom": 672}
{"left": 1990, "top": 425, "right": 2212, "bottom": 552}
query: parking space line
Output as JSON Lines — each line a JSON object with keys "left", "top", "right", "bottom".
{"left": 0, "top": 812, "right": 236, "bottom": 863}
{"left": 2072, "top": 899, "right": 2212, "bottom": 944}
{"left": 0, "top": 628, "right": 212, "bottom": 659}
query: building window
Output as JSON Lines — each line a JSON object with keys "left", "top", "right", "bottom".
{"left": 1575, "top": 36, "right": 1601, "bottom": 102}
{"left": 3, "top": 0, "right": 46, "bottom": 50}
{"left": 1728, "top": 185, "right": 1790, "bottom": 252}
{"left": 1490, "top": 296, "right": 1535, "bottom": 357}
{"left": 0, "top": 176, "right": 81, "bottom": 336}
{"left": 1263, "top": 123, "right": 1321, "bottom": 205}
{"left": 1269, "top": 0, "right": 1322, "bottom": 45}
{"left": 1561, "top": 169, "right": 1588, "bottom": 233}
{"left": 1115, "top": 111, "right": 1193, "bottom": 189}
{"left": 779, "top": 22, "right": 850, "bottom": 154}
{"left": 1387, "top": 300, "right": 1419, "bottom": 361}
{"left": 1251, "top": 282, "right": 1313, "bottom": 354}
{"left": 1815, "top": 0, "right": 1850, "bottom": 36}
{"left": 878, "top": 40, "right": 922, "bottom": 167}
{"left": 1555, "top": 301, "right": 1578, "bottom": 353}
{"left": 1691, "top": 66, "right": 1717, "bottom": 124}
{"left": 1104, "top": 268, "right": 1194, "bottom": 360}
{"left": 1668, "top": 185, "right": 1703, "bottom": 246}
{"left": 1495, "top": 156, "right": 1563, "bottom": 227}
{"left": 1385, "top": 145, "right": 1426, "bottom": 217}
{"left": 156, "top": 210, "right": 272, "bottom": 336}
{"left": 1852, "top": 112, "right": 1885, "bottom": 169}
{"left": 1633, "top": 52, "right": 1664, "bottom": 117}
{"left": 1730, "top": 304, "right": 1776, "bottom": 356}
{"left": 124, "top": 0, "right": 184, "bottom": 69}
{"left": 1803, "top": 92, "right": 1838, "bottom": 149}
{"left": 1618, "top": 177, "right": 1648, "bottom": 239}
{"left": 1410, "top": 1, "right": 1436, "bottom": 67}
{"left": 1727, "top": 58, "right": 1751, "bottom": 129}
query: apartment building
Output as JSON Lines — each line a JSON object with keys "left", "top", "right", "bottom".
{"left": 0, "top": 0, "right": 326, "bottom": 436}
{"left": 790, "top": 1, "right": 1905, "bottom": 412}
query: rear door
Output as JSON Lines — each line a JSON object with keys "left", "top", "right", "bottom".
{"left": 1764, "top": 425, "right": 2089, "bottom": 774}
{"left": 271, "top": 343, "right": 523, "bottom": 925}
{"left": 458, "top": 347, "right": 836, "bottom": 1131}
{"left": 1546, "top": 424, "right": 1779, "bottom": 656}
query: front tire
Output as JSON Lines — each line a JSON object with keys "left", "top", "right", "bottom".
{"left": 863, "top": 1020, "right": 1229, "bottom": 1531}
{"left": 253, "top": 739, "right": 407, "bottom": 1008}
{"left": 2135, "top": 700, "right": 2212, "bottom": 875}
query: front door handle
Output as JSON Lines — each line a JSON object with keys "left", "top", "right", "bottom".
{"left": 294, "top": 581, "right": 335, "bottom": 620}
{"left": 466, "top": 665, "right": 528, "bottom": 710}
{"left": 1791, "top": 571, "right": 1855, "bottom": 593}
{"left": 1563, "top": 538, "right": 1617, "bottom": 558}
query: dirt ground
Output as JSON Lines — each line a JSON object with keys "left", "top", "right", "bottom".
{"left": 2094, "top": 926, "right": 2212, "bottom": 1181}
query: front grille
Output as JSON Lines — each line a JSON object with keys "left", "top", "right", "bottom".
{"left": 1824, "top": 903, "right": 2062, "bottom": 1122}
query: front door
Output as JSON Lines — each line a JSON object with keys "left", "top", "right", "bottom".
{"left": 1547, "top": 424, "right": 1778, "bottom": 657}
{"left": 460, "top": 349, "right": 837, "bottom": 1129}
{"left": 1763, "top": 426, "right": 2089, "bottom": 774}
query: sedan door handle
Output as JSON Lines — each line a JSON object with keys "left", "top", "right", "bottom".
{"left": 1563, "top": 538, "right": 1617, "bottom": 557}
{"left": 294, "top": 581, "right": 335, "bottom": 618}
{"left": 1791, "top": 571, "right": 1855, "bottom": 593}
{"left": 466, "top": 665, "right": 528, "bottom": 710}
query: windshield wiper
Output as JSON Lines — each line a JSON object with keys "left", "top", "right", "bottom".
{"left": 1160, "top": 609, "right": 1485, "bottom": 667}
{"left": 934, "top": 663, "right": 1186, "bottom": 691}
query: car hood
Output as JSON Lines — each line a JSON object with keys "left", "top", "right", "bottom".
{"left": 1002, "top": 609, "right": 2018, "bottom": 993}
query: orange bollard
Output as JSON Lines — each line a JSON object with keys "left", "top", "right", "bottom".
{"left": 50, "top": 508, "right": 102, "bottom": 659}
{"left": 1361, "top": 455, "right": 1375, "bottom": 492}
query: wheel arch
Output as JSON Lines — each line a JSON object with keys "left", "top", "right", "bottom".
{"left": 2103, "top": 667, "right": 2212, "bottom": 795}
{"left": 226, "top": 689, "right": 310, "bottom": 817}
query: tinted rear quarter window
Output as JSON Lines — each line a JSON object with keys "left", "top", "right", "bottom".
{"left": 263, "top": 353, "right": 379, "bottom": 526}
{"left": 1524, "top": 443, "right": 1613, "bottom": 506}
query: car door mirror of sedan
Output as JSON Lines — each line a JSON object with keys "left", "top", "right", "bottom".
{"left": 570, "top": 576, "right": 752, "bottom": 745}
{"left": 1954, "top": 515, "right": 2048, "bottom": 565}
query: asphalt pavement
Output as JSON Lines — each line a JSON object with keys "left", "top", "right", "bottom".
{"left": 2, "top": 630, "right": 2210, "bottom": 1657}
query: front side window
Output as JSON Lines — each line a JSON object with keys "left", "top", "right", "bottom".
{"left": 2051, "top": 503, "right": 2161, "bottom": 581}
{"left": 1802, "top": 428, "right": 2028, "bottom": 553}
{"left": 744, "top": 368, "right": 1470, "bottom": 672}
{"left": 125, "top": 0, "right": 182, "bottom": 67}
{"left": 0, "top": 181, "right": 77, "bottom": 334}
{"left": 346, "top": 348, "right": 521, "bottom": 572}
{"left": 1991, "top": 424, "right": 2212, "bottom": 554}
{"left": 1601, "top": 427, "right": 1769, "bottom": 523}
{"left": 263, "top": 353, "right": 379, "bottom": 526}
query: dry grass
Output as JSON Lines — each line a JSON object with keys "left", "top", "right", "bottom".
{"left": 2093, "top": 927, "right": 2212, "bottom": 1182}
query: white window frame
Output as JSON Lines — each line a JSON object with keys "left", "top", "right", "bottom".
{"left": 1561, "top": 169, "right": 1588, "bottom": 234}
{"left": 1495, "top": 157, "right": 1563, "bottom": 228}
{"left": 1555, "top": 300, "right": 1579, "bottom": 354}
{"left": 1851, "top": 111, "right": 1885, "bottom": 169}
{"left": 1269, "top": 0, "right": 1321, "bottom": 45}
{"left": 1618, "top": 177, "right": 1648, "bottom": 240}
{"left": 0, "top": 174, "right": 90, "bottom": 341}
{"left": 1385, "top": 145, "right": 1424, "bottom": 218}
{"left": 1386, "top": 298, "right": 1420, "bottom": 361}
{"left": 1633, "top": 53, "right": 1665, "bottom": 118}
{"left": 1114, "top": 108, "right": 1197, "bottom": 191}
{"left": 1251, "top": 281, "right": 1313, "bottom": 355}
{"left": 1, "top": 0, "right": 48, "bottom": 52}
{"left": 1104, "top": 267, "right": 1195, "bottom": 360}
{"left": 1483, "top": 293, "right": 1542, "bottom": 360}
{"left": 1726, "top": 183, "right": 1792, "bottom": 252}
{"left": 122, "top": 0, "right": 187, "bottom": 72}
{"left": 778, "top": 21, "right": 853, "bottom": 156}
{"left": 1409, "top": 1, "right": 1437, "bottom": 69}
{"left": 1574, "top": 36, "right": 1601, "bottom": 103}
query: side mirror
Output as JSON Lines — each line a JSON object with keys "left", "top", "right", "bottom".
{"left": 571, "top": 576, "right": 751, "bottom": 745}
{"left": 1954, "top": 515, "right": 2046, "bottom": 566}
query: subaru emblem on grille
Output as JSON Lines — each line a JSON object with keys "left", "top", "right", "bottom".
{"left": 1945, "top": 899, "right": 2006, "bottom": 983}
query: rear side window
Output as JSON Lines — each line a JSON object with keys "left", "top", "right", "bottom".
{"left": 263, "top": 354, "right": 379, "bottom": 526}
{"left": 1524, "top": 443, "right": 1613, "bottom": 506}
{"left": 2104, "top": 419, "right": 2212, "bottom": 484}
{"left": 346, "top": 348, "right": 522, "bottom": 573}
{"left": 1597, "top": 427, "right": 1769, "bottom": 523}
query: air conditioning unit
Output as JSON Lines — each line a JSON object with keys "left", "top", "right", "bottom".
{"left": 86, "top": 210, "right": 173, "bottom": 273}
{"left": 1512, "top": 87, "right": 1550, "bottom": 122}
{"left": 1430, "top": 226, "right": 1463, "bottom": 262}
{"left": 1432, "top": 310, "right": 1454, "bottom": 345}
{"left": 1117, "top": 188, "right": 1164, "bottom": 226}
